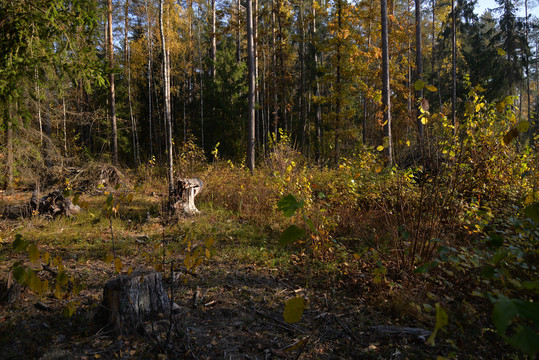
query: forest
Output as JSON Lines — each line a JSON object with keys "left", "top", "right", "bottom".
{"left": 0, "top": 0, "right": 538, "bottom": 358}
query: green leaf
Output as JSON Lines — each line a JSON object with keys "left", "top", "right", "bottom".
{"left": 57, "top": 270, "right": 69, "bottom": 286}
{"left": 521, "top": 281, "right": 539, "bottom": 291}
{"left": 277, "top": 194, "right": 304, "bottom": 217}
{"left": 515, "top": 300, "right": 539, "bottom": 325}
{"left": 491, "top": 249, "right": 508, "bottom": 265}
{"left": 12, "top": 234, "right": 28, "bottom": 252}
{"left": 492, "top": 296, "right": 518, "bottom": 334}
{"left": 414, "top": 79, "right": 426, "bottom": 91}
{"left": 13, "top": 266, "right": 26, "bottom": 283}
{"left": 305, "top": 218, "right": 316, "bottom": 233}
{"left": 517, "top": 121, "right": 530, "bottom": 133}
{"left": 279, "top": 225, "right": 306, "bottom": 246}
{"left": 524, "top": 204, "right": 539, "bottom": 223}
{"left": 481, "top": 265, "right": 495, "bottom": 279}
{"left": 283, "top": 296, "right": 305, "bottom": 324}
{"left": 507, "top": 326, "right": 539, "bottom": 358}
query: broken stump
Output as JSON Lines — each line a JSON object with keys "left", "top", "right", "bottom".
{"left": 100, "top": 269, "right": 177, "bottom": 333}
{"left": 170, "top": 178, "right": 203, "bottom": 215}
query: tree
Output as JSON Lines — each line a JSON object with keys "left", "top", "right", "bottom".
{"left": 247, "top": 0, "right": 256, "bottom": 172}
{"left": 415, "top": 0, "right": 424, "bottom": 145}
{"left": 108, "top": 0, "right": 119, "bottom": 164}
{"left": 159, "top": 0, "right": 174, "bottom": 199}
{"left": 381, "top": 0, "right": 393, "bottom": 164}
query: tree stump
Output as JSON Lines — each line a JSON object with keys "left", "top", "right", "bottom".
{"left": 0, "top": 271, "right": 22, "bottom": 304}
{"left": 170, "top": 178, "right": 203, "bottom": 215}
{"left": 100, "top": 269, "right": 176, "bottom": 333}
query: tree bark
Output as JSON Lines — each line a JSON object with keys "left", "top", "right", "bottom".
{"left": 108, "top": 0, "right": 118, "bottom": 164}
{"left": 415, "top": 0, "right": 424, "bottom": 148}
{"left": 159, "top": 0, "right": 174, "bottom": 200}
{"left": 247, "top": 0, "right": 256, "bottom": 172}
{"left": 146, "top": 0, "right": 154, "bottom": 158}
{"left": 6, "top": 109, "right": 14, "bottom": 193}
{"left": 211, "top": 0, "right": 217, "bottom": 79}
{"left": 381, "top": 0, "right": 393, "bottom": 165}
{"left": 451, "top": 0, "right": 456, "bottom": 134}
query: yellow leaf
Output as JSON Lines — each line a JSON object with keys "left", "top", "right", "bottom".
{"left": 114, "top": 258, "right": 123, "bottom": 272}
{"left": 406, "top": 140, "right": 410, "bottom": 147}
{"left": 284, "top": 296, "right": 306, "bottom": 324}
{"left": 376, "top": 145, "right": 384, "bottom": 152}
{"left": 497, "top": 48, "right": 506, "bottom": 56}
{"left": 104, "top": 253, "right": 114, "bottom": 264}
{"left": 42, "top": 252, "right": 50, "bottom": 265}
{"left": 28, "top": 243, "right": 40, "bottom": 263}
{"left": 205, "top": 248, "right": 211, "bottom": 258}
{"left": 421, "top": 117, "right": 428, "bottom": 125}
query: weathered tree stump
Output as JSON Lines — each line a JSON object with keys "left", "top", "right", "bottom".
{"left": 170, "top": 178, "right": 203, "bottom": 215}
{"left": 0, "top": 271, "right": 22, "bottom": 304}
{"left": 99, "top": 269, "right": 177, "bottom": 333}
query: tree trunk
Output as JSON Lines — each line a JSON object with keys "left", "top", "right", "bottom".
{"left": 237, "top": 0, "right": 241, "bottom": 62}
{"left": 415, "top": 0, "right": 424, "bottom": 148}
{"left": 247, "top": 0, "right": 256, "bottom": 172}
{"left": 108, "top": 0, "right": 118, "bottom": 164}
{"left": 146, "top": 0, "right": 154, "bottom": 158}
{"left": 62, "top": 96, "right": 67, "bottom": 156}
{"left": 159, "top": 0, "right": 174, "bottom": 201}
{"left": 272, "top": 0, "right": 279, "bottom": 136}
{"left": 125, "top": 0, "right": 139, "bottom": 165}
{"left": 211, "top": 0, "right": 217, "bottom": 79}
{"left": 451, "top": 0, "right": 456, "bottom": 134}
{"left": 381, "top": 0, "right": 393, "bottom": 165}
{"left": 6, "top": 109, "right": 14, "bottom": 193}
{"left": 197, "top": 6, "right": 204, "bottom": 150}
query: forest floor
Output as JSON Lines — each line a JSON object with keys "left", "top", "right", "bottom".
{"left": 0, "top": 190, "right": 512, "bottom": 359}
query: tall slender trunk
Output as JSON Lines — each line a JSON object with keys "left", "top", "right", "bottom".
{"left": 146, "top": 0, "right": 154, "bottom": 158}
{"left": 197, "top": 6, "right": 204, "bottom": 150}
{"left": 254, "top": 0, "right": 260, "bottom": 146}
{"left": 237, "top": 0, "right": 241, "bottom": 62}
{"left": 312, "top": 1, "right": 322, "bottom": 161}
{"left": 272, "top": 0, "right": 278, "bottom": 136}
{"left": 211, "top": 0, "right": 216, "bottom": 79}
{"left": 125, "top": 0, "right": 139, "bottom": 165}
{"left": 299, "top": 1, "right": 306, "bottom": 152}
{"left": 247, "top": 0, "right": 256, "bottom": 172}
{"left": 6, "top": 107, "right": 14, "bottom": 193}
{"left": 159, "top": 0, "right": 174, "bottom": 197}
{"left": 335, "top": 0, "right": 342, "bottom": 165}
{"left": 451, "top": 0, "right": 456, "bottom": 134}
{"left": 35, "top": 69, "right": 43, "bottom": 146}
{"left": 525, "top": 0, "right": 530, "bottom": 123}
{"left": 62, "top": 96, "right": 67, "bottom": 156}
{"left": 381, "top": 0, "right": 393, "bottom": 165}
{"left": 415, "top": 0, "right": 423, "bottom": 147}
{"left": 108, "top": 0, "right": 118, "bottom": 164}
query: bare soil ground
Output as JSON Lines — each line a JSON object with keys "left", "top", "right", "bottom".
{"left": 0, "top": 191, "right": 510, "bottom": 359}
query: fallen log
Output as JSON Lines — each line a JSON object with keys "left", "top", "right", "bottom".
{"left": 99, "top": 269, "right": 178, "bottom": 333}
{"left": 370, "top": 325, "right": 432, "bottom": 342}
{"left": 1, "top": 190, "right": 80, "bottom": 219}
{"left": 170, "top": 178, "right": 203, "bottom": 215}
